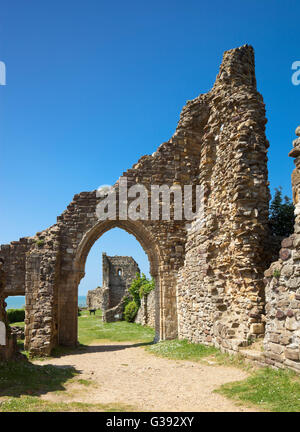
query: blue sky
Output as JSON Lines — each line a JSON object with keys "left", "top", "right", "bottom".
{"left": 1, "top": 1, "right": 299, "bottom": 295}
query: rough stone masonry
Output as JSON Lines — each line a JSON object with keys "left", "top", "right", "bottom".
{"left": 0, "top": 44, "right": 271, "bottom": 358}
{"left": 262, "top": 127, "right": 300, "bottom": 373}
{"left": 86, "top": 253, "right": 140, "bottom": 321}
{"left": 0, "top": 259, "right": 17, "bottom": 360}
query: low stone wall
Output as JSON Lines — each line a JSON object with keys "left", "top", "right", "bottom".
{"left": 10, "top": 326, "right": 25, "bottom": 341}
{"left": 263, "top": 241, "right": 300, "bottom": 372}
{"left": 102, "top": 297, "right": 125, "bottom": 322}
{"left": 86, "top": 286, "right": 104, "bottom": 310}
{"left": 263, "top": 126, "right": 300, "bottom": 372}
{"left": 135, "top": 290, "right": 155, "bottom": 328}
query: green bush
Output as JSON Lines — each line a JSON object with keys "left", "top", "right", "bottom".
{"left": 123, "top": 273, "right": 155, "bottom": 322}
{"left": 139, "top": 277, "right": 155, "bottom": 298}
{"left": 128, "top": 273, "right": 155, "bottom": 304}
{"left": 128, "top": 273, "right": 143, "bottom": 307}
{"left": 35, "top": 239, "right": 45, "bottom": 248}
{"left": 124, "top": 301, "right": 139, "bottom": 323}
{"left": 7, "top": 308, "right": 25, "bottom": 324}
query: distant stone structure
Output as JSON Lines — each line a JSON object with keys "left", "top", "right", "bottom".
{"left": 86, "top": 253, "right": 140, "bottom": 321}
{"left": 86, "top": 287, "right": 103, "bottom": 310}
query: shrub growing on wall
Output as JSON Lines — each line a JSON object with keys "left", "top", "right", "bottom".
{"left": 124, "top": 273, "right": 155, "bottom": 322}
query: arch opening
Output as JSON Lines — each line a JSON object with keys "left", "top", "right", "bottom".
{"left": 58, "top": 220, "right": 163, "bottom": 347}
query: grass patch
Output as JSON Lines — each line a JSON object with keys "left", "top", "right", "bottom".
{"left": 0, "top": 360, "right": 78, "bottom": 397}
{"left": 78, "top": 310, "right": 154, "bottom": 345}
{"left": 216, "top": 367, "right": 300, "bottom": 412}
{"left": 11, "top": 321, "right": 25, "bottom": 328}
{"left": 209, "top": 351, "right": 252, "bottom": 371}
{"left": 76, "top": 378, "right": 93, "bottom": 387}
{"left": 0, "top": 396, "right": 135, "bottom": 412}
{"left": 146, "top": 339, "right": 218, "bottom": 361}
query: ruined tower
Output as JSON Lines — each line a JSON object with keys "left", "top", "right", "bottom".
{"left": 86, "top": 253, "right": 140, "bottom": 313}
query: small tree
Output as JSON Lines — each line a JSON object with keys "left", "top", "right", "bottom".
{"left": 269, "top": 187, "right": 295, "bottom": 237}
{"left": 124, "top": 273, "right": 155, "bottom": 322}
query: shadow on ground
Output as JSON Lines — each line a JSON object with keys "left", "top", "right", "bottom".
{"left": 0, "top": 357, "right": 79, "bottom": 398}
{"left": 50, "top": 341, "right": 154, "bottom": 358}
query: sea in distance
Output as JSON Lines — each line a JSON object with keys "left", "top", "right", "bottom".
{"left": 5, "top": 295, "right": 87, "bottom": 309}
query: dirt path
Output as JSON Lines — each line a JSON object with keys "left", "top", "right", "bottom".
{"left": 35, "top": 342, "right": 255, "bottom": 412}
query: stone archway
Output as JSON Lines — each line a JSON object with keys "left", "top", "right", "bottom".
{"left": 1, "top": 45, "right": 271, "bottom": 357}
{"left": 58, "top": 220, "right": 165, "bottom": 347}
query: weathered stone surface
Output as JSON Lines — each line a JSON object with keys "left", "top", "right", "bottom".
{"left": 87, "top": 253, "right": 140, "bottom": 322}
{"left": 86, "top": 286, "right": 104, "bottom": 310}
{"left": 281, "top": 237, "right": 294, "bottom": 249}
{"left": 10, "top": 326, "right": 25, "bottom": 340}
{"left": 135, "top": 289, "right": 156, "bottom": 328}
{"left": 280, "top": 249, "right": 291, "bottom": 261}
{"left": 263, "top": 126, "right": 300, "bottom": 372}
{"left": 176, "top": 45, "right": 270, "bottom": 353}
{"left": 0, "top": 260, "right": 17, "bottom": 360}
{"left": 250, "top": 323, "right": 265, "bottom": 334}
{"left": 284, "top": 348, "right": 299, "bottom": 361}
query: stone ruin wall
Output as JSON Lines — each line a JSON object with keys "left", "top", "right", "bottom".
{"left": 86, "top": 253, "right": 140, "bottom": 321}
{"left": 0, "top": 260, "right": 17, "bottom": 360}
{"left": 86, "top": 286, "right": 103, "bottom": 310}
{"left": 262, "top": 127, "right": 300, "bottom": 372}
{"left": 177, "top": 46, "right": 270, "bottom": 353}
{"left": 0, "top": 238, "right": 28, "bottom": 296}
{"left": 0, "top": 45, "right": 273, "bottom": 358}
{"left": 135, "top": 289, "right": 156, "bottom": 328}
{"left": 102, "top": 254, "right": 140, "bottom": 309}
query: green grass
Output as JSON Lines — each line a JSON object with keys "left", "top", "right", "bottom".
{"left": 146, "top": 339, "right": 218, "bottom": 361}
{"left": 76, "top": 378, "right": 93, "bottom": 387}
{"left": 0, "top": 396, "right": 135, "bottom": 412}
{"left": 216, "top": 367, "right": 300, "bottom": 412}
{"left": 0, "top": 309, "right": 155, "bottom": 412}
{"left": 13, "top": 309, "right": 155, "bottom": 358}
{"left": 11, "top": 321, "right": 25, "bottom": 328}
{"left": 0, "top": 360, "right": 78, "bottom": 397}
{"left": 7, "top": 309, "right": 300, "bottom": 413}
{"left": 78, "top": 309, "right": 155, "bottom": 345}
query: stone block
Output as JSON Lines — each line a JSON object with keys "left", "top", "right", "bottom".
{"left": 284, "top": 348, "right": 300, "bottom": 361}
{"left": 250, "top": 323, "right": 265, "bottom": 334}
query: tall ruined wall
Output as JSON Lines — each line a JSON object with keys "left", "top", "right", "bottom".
{"left": 0, "top": 229, "right": 60, "bottom": 356}
{"left": 177, "top": 45, "right": 270, "bottom": 352}
{"left": 24, "top": 227, "right": 60, "bottom": 356}
{"left": 87, "top": 253, "right": 140, "bottom": 312}
{"left": 263, "top": 127, "right": 300, "bottom": 372}
{"left": 104, "top": 254, "right": 140, "bottom": 308}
